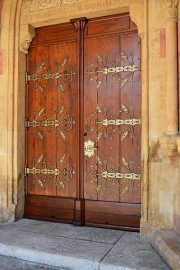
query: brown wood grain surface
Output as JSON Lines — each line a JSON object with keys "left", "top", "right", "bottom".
{"left": 25, "top": 13, "right": 141, "bottom": 230}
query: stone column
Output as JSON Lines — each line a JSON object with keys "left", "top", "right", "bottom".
{"left": 165, "top": 0, "right": 179, "bottom": 134}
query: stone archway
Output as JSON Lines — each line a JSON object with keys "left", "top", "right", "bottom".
{"left": 0, "top": 0, "right": 149, "bottom": 235}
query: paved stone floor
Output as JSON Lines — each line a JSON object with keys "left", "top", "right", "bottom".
{"left": 0, "top": 255, "right": 66, "bottom": 270}
{"left": 0, "top": 219, "right": 171, "bottom": 270}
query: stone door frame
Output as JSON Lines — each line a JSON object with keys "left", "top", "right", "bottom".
{"left": 0, "top": 0, "right": 149, "bottom": 233}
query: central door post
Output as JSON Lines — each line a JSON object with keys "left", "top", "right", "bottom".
{"left": 71, "top": 17, "right": 88, "bottom": 225}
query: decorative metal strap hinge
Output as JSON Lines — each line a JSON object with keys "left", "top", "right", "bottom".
{"left": 25, "top": 72, "right": 30, "bottom": 84}
{"left": 25, "top": 118, "right": 29, "bottom": 128}
{"left": 24, "top": 164, "right": 28, "bottom": 176}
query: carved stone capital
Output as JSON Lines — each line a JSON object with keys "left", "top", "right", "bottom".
{"left": 166, "top": 6, "right": 178, "bottom": 19}
{"left": 20, "top": 24, "right": 35, "bottom": 54}
{"left": 130, "top": 4, "right": 143, "bottom": 39}
{"left": 163, "top": 0, "right": 179, "bottom": 8}
{"left": 162, "top": 0, "right": 179, "bottom": 19}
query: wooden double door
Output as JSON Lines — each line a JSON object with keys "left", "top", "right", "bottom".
{"left": 24, "top": 14, "right": 141, "bottom": 231}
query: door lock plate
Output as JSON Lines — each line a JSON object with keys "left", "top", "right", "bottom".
{"left": 84, "top": 140, "right": 97, "bottom": 158}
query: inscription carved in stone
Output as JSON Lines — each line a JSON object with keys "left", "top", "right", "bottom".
{"left": 22, "top": 0, "right": 127, "bottom": 13}
{"left": 25, "top": 0, "right": 87, "bottom": 11}
{"left": 21, "top": 0, "right": 135, "bottom": 25}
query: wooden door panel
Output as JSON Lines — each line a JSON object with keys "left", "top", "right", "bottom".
{"left": 27, "top": 42, "right": 77, "bottom": 196}
{"left": 27, "top": 45, "right": 52, "bottom": 196}
{"left": 85, "top": 15, "right": 136, "bottom": 37}
{"left": 83, "top": 15, "right": 141, "bottom": 228}
{"left": 85, "top": 201, "right": 140, "bottom": 231}
{"left": 25, "top": 23, "right": 78, "bottom": 222}
{"left": 55, "top": 41, "right": 78, "bottom": 198}
{"left": 120, "top": 33, "right": 141, "bottom": 203}
{"left": 84, "top": 34, "right": 141, "bottom": 203}
{"left": 42, "top": 44, "right": 57, "bottom": 196}
{"left": 84, "top": 36, "right": 121, "bottom": 202}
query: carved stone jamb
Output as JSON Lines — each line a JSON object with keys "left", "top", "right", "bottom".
{"left": 130, "top": 4, "right": 143, "bottom": 39}
{"left": 130, "top": 1, "right": 149, "bottom": 233}
{"left": 163, "top": 0, "right": 179, "bottom": 134}
{"left": 20, "top": 24, "right": 35, "bottom": 54}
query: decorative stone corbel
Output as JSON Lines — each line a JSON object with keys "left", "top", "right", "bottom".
{"left": 130, "top": 4, "right": 143, "bottom": 39}
{"left": 20, "top": 24, "right": 35, "bottom": 54}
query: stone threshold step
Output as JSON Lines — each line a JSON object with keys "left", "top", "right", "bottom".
{"left": 0, "top": 243, "right": 99, "bottom": 270}
{"left": 0, "top": 219, "right": 170, "bottom": 270}
{"left": 153, "top": 230, "right": 180, "bottom": 270}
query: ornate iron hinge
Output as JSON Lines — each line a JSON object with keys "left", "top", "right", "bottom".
{"left": 100, "top": 118, "right": 140, "bottom": 127}
{"left": 87, "top": 51, "right": 139, "bottom": 89}
{"left": 24, "top": 154, "right": 75, "bottom": 189}
{"left": 86, "top": 155, "right": 141, "bottom": 196}
{"left": 86, "top": 104, "right": 141, "bottom": 142}
{"left": 26, "top": 59, "right": 76, "bottom": 92}
{"left": 25, "top": 118, "right": 29, "bottom": 128}
{"left": 25, "top": 72, "right": 30, "bottom": 84}
{"left": 24, "top": 164, "right": 28, "bottom": 176}
{"left": 25, "top": 107, "right": 75, "bottom": 140}
{"left": 96, "top": 171, "right": 140, "bottom": 180}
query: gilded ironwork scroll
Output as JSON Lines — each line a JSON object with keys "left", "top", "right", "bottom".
{"left": 85, "top": 104, "right": 140, "bottom": 141}
{"left": 26, "top": 58, "right": 76, "bottom": 92}
{"left": 25, "top": 106, "right": 75, "bottom": 140}
{"left": 25, "top": 154, "right": 75, "bottom": 189}
{"left": 86, "top": 51, "right": 138, "bottom": 89}
{"left": 86, "top": 155, "right": 140, "bottom": 196}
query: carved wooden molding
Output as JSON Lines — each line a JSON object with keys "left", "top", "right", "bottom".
{"left": 71, "top": 17, "right": 88, "bottom": 31}
{"left": 20, "top": 24, "right": 35, "bottom": 54}
{"left": 130, "top": 4, "right": 143, "bottom": 39}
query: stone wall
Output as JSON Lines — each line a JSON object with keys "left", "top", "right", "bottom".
{"left": 0, "top": 0, "right": 179, "bottom": 238}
